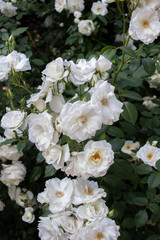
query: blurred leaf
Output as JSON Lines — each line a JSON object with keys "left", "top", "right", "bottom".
{"left": 0, "top": 138, "right": 16, "bottom": 147}
{"left": 45, "top": 165, "right": 57, "bottom": 178}
{"left": 156, "top": 159, "right": 160, "bottom": 171}
{"left": 135, "top": 210, "right": 148, "bottom": 228}
{"left": 100, "top": 45, "right": 116, "bottom": 55}
{"left": 17, "top": 142, "right": 26, "bottom": 152}
{"left": 142, "top": 58, "right": 156, "bottom": 76}
{"left": 110, "top": 138, "right": 125, "bottom": 151}
{"left": 44, "top": 15, "right": 53, "bottom": 28}
{"left": 30, "top": 166, "right": 43, "bottom": 182}
{"left": 133, "top": 197, "right": 148, "bottom": 206}
{"left": 108, "top": 126, "right": 124, "bottom": 138}
{"left": 31, "top": 59, "right": 45, "bottom": 66}
{"left": 135, "top": 164, "right": 153, "bottom": 175}
{"left": 121, "top": 102, "right": 138, "bottom": 125}
{"left": 12, "top": 27, "right": 28, "bottom": 36}
{"left": 120, "top": 46, "right": 136, "bottom": 57}
{"left": 36, "top": 152, "right": 45, "bottom": 163}
{"left": 120, "top": 90, "right": 142, "bottom": 101}
{"left": 148, "top": 172, "right": 160, "bottom": 188}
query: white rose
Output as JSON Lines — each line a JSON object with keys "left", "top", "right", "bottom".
{"left": 69, "top": 58, "right": 96, "bottom": 85}
{"left": 142, "top": 96, "right": 158, "bottom": 110}
{"left": 0, "top": 56, "right": 11, "bottom": 81}
{"left": 7, "top": 51, "right": 31, "bottom": 71}
{"left": 59, "top": 100, "right": 102, "bottom": 143}
{"left": 27, "top": 111, "right": 59, "bottom": 151}
{"left": 55, "top": 0, "right": 66, "bottom": 13}
{"left": 37, "top": 188, "right": 49, "bottom": 204}
{"left": 42, "top": 57, "right": 69, "bottom": 82}
{"left": 78, "top": 20, "right": 95, "bottom": 36}
{"left": 91, "top": 1, "right": 108, "bottom": 16}
{"left": 42, "top": 144, "right": 70, "bottom": 170}
{"left": 96, "top": 55, "right": 112, "bottom": 72}
{"left": 129, "top": 7, "right": 160, "bottom": 45}
{"left": 91, "top": 80, "right": 123, "bottom": 125}
{"left": 66, "top": 0, "right": 84, "bottom": 13}
{"left": 121, "top": 140, "right": 140, "bottom": 157}
{"left": 22, "top": 207, "right": 35, "bottom": 223}
{"left": 74, "top": 11, "right": 82, "bottom": 18}
{"left": 49, "top": 94, "right": 65, "bottom": 113}
{"left": 0, "top": 2, "right": 17, "bottom": 17}
{"left": 0, "top": 144, "right": 23, "bottom": 161}
{"left": 77, "top": 199, "right": 108, "bottom": 221}
{"left": 136, "top": 142, "right": 160, "bottom": 168}
{"left": 1, "top": 110, "right": 26, "bottom": 130}
{"left": 0, "top": 161, "right": 26, "bottom": 187}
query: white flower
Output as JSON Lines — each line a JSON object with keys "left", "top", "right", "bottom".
{"left": 102, "top": 0, "right": 115, "bottom": 3}
{"left": 66, "top": 0, "right": 84, "bottom": 13}
{"left": 91, "top": 80, "right": 123, "bottom": 125}
{"left": 129, "top": 7, "right": 160, "bottom": 45}
{"left": 42, "top": 144, "right": 70, "bottom": 170}
{"left": 74, "top": 11, "right": 82, "bottom": 18}
{"left": 55, "top": 0, "right": 66, "bottom": 13}
{"left": 77, "top": 199, "right": 108, "bottom": 221}
{"left": 149, "top": 71, "right": 160, "bottom": 88}
{"left": 1, "top": 110, "right": 26, "bottom": 130}
{"left": 121, "top": 140, "right": 140, "bottom": 157}
{"left": 45, "top": 177, "right": 73, "bottom": 213}
{"left": 59, "top": 100, "right": 102, "bottom": 143}
{"left": 7, "top": 51, "right": 31, "bottom": 72}
{"left": 38, "top": 216, "right": 67, "bottom": 240}
{"left": 42, "top": 57, "right": 68, "bottom": 83}
{"left": 22, "top": 207, "right": 35, "bottom": 223}
{"left": 96, "top": 55, "right": 112, "bottom": 72}
{"left": 0, "top": 56, "right": 11, "bottom": 81}
{"left": 78, "top": 20, "right": 95, "bottom": 36}
{"left": 71, "top": 217, "right": 120, "bottom": 240}
{"left": 78, "top": 140, "right": 114, "bottom": 178}
{"left": 131, "top": 0, "right": 160, "bottom": 9}
{"left": 62, "top": 152, "right": 82, "bottom": 177}
{"left": 49, "top": 94, "right": 65, "bottom": 113}
{"left": 37, "top": 188, "right": 49, "bottom": 205}
{"left": 136, "top": 142, "right": 160, "bottom": 168}
{"left": 72, "top": 178, "right": 106, "bottom": 205}
{"left": 69, "top": 58, "right": 96, "bottom": 85}
{"left": 0, "top": 200, "right": 5, "bottom": 211}
{"left": 142, "top": 96, "right": 158, "bottom": 110}
{"left": 0, "top": 1, "right": 17, "bottom": 17}
{"left": 0, "top": 161, "right": 26, "bottom": 187}
{"left": 0, "top": 143, "right": 23, "bottom": 161}
{"left": 91, "top": 1, "right": 108, "bottom": 16}
{"left": 27, "top": 111, "right": 59, "bottom": 151}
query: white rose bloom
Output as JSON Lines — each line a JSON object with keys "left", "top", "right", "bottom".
{"left": 66, "top": 0, "right": 84, "bottom": 13}
{"left": 42, "top": 57, "right": 68, "bottom": 83}
{"left": 22, "top": 207, "right": 35, "bottom": 223}
{"left": 130, "top": 0, "right": 160, "bottom": 9}
{"left": 136, "top": 142, "right": 160, "bottom": 168}
{"left": 78, "top": 20, "right": 95, "bottom": 36}
{"left": 0, "top": 161, "right": 26, "bottom": 187}
{"left": 6, "top": 51, "right": 31, "bottom": 72}
{"left": 129, "top": 7, "right": 160, "bottom": 45}
{"left": 45, "top": 177, "right": 73, "bottom": 213}
{"left": 1, "top": 110, "right": 26, "bottom": 130}
{"left": 0, "top": 1, "right": 17, "bottom": 17}
{"left": 0, "top": 143, "right": 23, "bottom": 161}
{"left": 149, "top": 71, "right": 160, "bottom": 88}
{"left": 49, "top": 94, "right": 65, "bottom": 113}
{"left": 27, "top": 111, "right": 59, "bottom": 151}
{"left": 79, "top": 140, "right": 114, "bottom": 178}
{"left": 72, "top": 178, "right": 106, "bottom": 205}
{"left": 91, "top": 80, "right": 123, "bottom": 125}
{"left": 33, "top": 99, "right": 46, "bottom": 112}
{"left": 74, "top": 11, "right": 82, "bottom": 18}
{"left": 38, "top": 216, "right": 68, "bottom": 240}
{"left": 121, "top": 140, "right": 140, "bottom": 157}
{"left": 59, "top": 100, "right": 102, "bottom": 143}
{"left": 91, "top": 1, "right": 108, "bottom": 16}
{"left": 102, "top": 0, "right": 115, "bottom": 3}
{"left": 62, "top": 153, "right": 83, "bottom": 177}
{"left": 42, "top": 144, "right": 70, "bottom": 170}
{"left": 0, "top": 200, "right": 5, "bottom": 211}
{"left": 96, "top": 55, "right": 112, "bottom": 72}
{"left": 69, "top": 58, "right": 96, "bottom": 85}
{"left": 71, "top": 217, "right": 120, "bottom": 240}
{"left": 77, "top": 199, "right": 108, "bottom": 221}
{"left": 55, "top": 0, "right": 66, "bottom": 13}
{"left": 0, "top": 56, "right": 11, "bottom": 81}
{"left": 142, "top": 96, "right": 158, "bottom": 110}
{"left": 37, "top": 188, "right": 49, "bottom": 204}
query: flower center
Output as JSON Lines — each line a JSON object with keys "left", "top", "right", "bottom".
{"left": 97, "top": 7, "right": 101, "bottom": 12}
{"left": 101, "top": 97, "right": 108, "bottom": 106}
{"left": 142, "top": 20, "right": 149, "bottom": 28}
{"left": 147, "top": 153, "right": 153, "bottom": 160}
{"left": 89, "top": 152, "right": 102, "bottom": 166}
{"left": 80, "top": 116, "right": 87, "bottom": 124}
{"left": 84, "top": 186, "right": 93, "bottom": 195}
{"left": 56, "top": 191, "right": 64, "bottom": 198}
{"left": 96, "top": 232, "right": 105, "bottom": 239}
{"left": 59, "top": 2, "right": 62, "bottom": 6}
{"left": 126, "top": 145, "right": 131, "bottom": 150}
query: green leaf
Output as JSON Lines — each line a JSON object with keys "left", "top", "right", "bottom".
{"left": 12, "top": 27, "right": 28, "bottom": 36}
{"left": 156, "top": 159, "right": 160, "bottom": 171}
{"left": 120, "top": 46, "right": 137, "bottom": 57}
{"left": 142, "top": 58, "right": 156, "bottom": 76}
{"left": 108, "top": 126, "right": 124, "bottom": 138}
{"left": 120, "top": 90, "right": 142, "bottom": 101}
{"left": 135, "top": 164, "right": 153, "bottom": 175}
{"left": 17, "top": 142, "right": 26, "bottom": 152}
{"left": 100, "top": 45, "right": 116, "bottom": 55}
{"left": 149, "top": 203, "right": 160, "bottom": 213}
{"left": 45, "top": 165, "right": 57, "bottom": 178}
{"left": 111, "top": 159, "right": 133, "bottom": 180}
{"left": 135, "top": 210, "right": 148, "bottom": 228}
{"left": 0, "top": 138, "right": 16, "bottom": 147}
{"left": 148, "top": 172, "right": 160, "bottom": 188}
{"left": 121, "top": 102, "right": 138, "bottom": 125}
{"left": 36, "top": 152, "right": 45, "bottom": 163}
{"left": 44, "top": 15, "right": 53, "bottom": 28}
{"left": 30, "top": 166, "right": 43, "bottom": 182}
{"left": 103, "top": 49, "right": 116, "bottom": 60}
{"left": 110, "top": 138, "right": 125, "bottom": 151}
{"left": 31, "top": 59, "right": 45, "bottom": 66}
{"left": 133, "top": 197, "right": 148, "bottom": 206}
